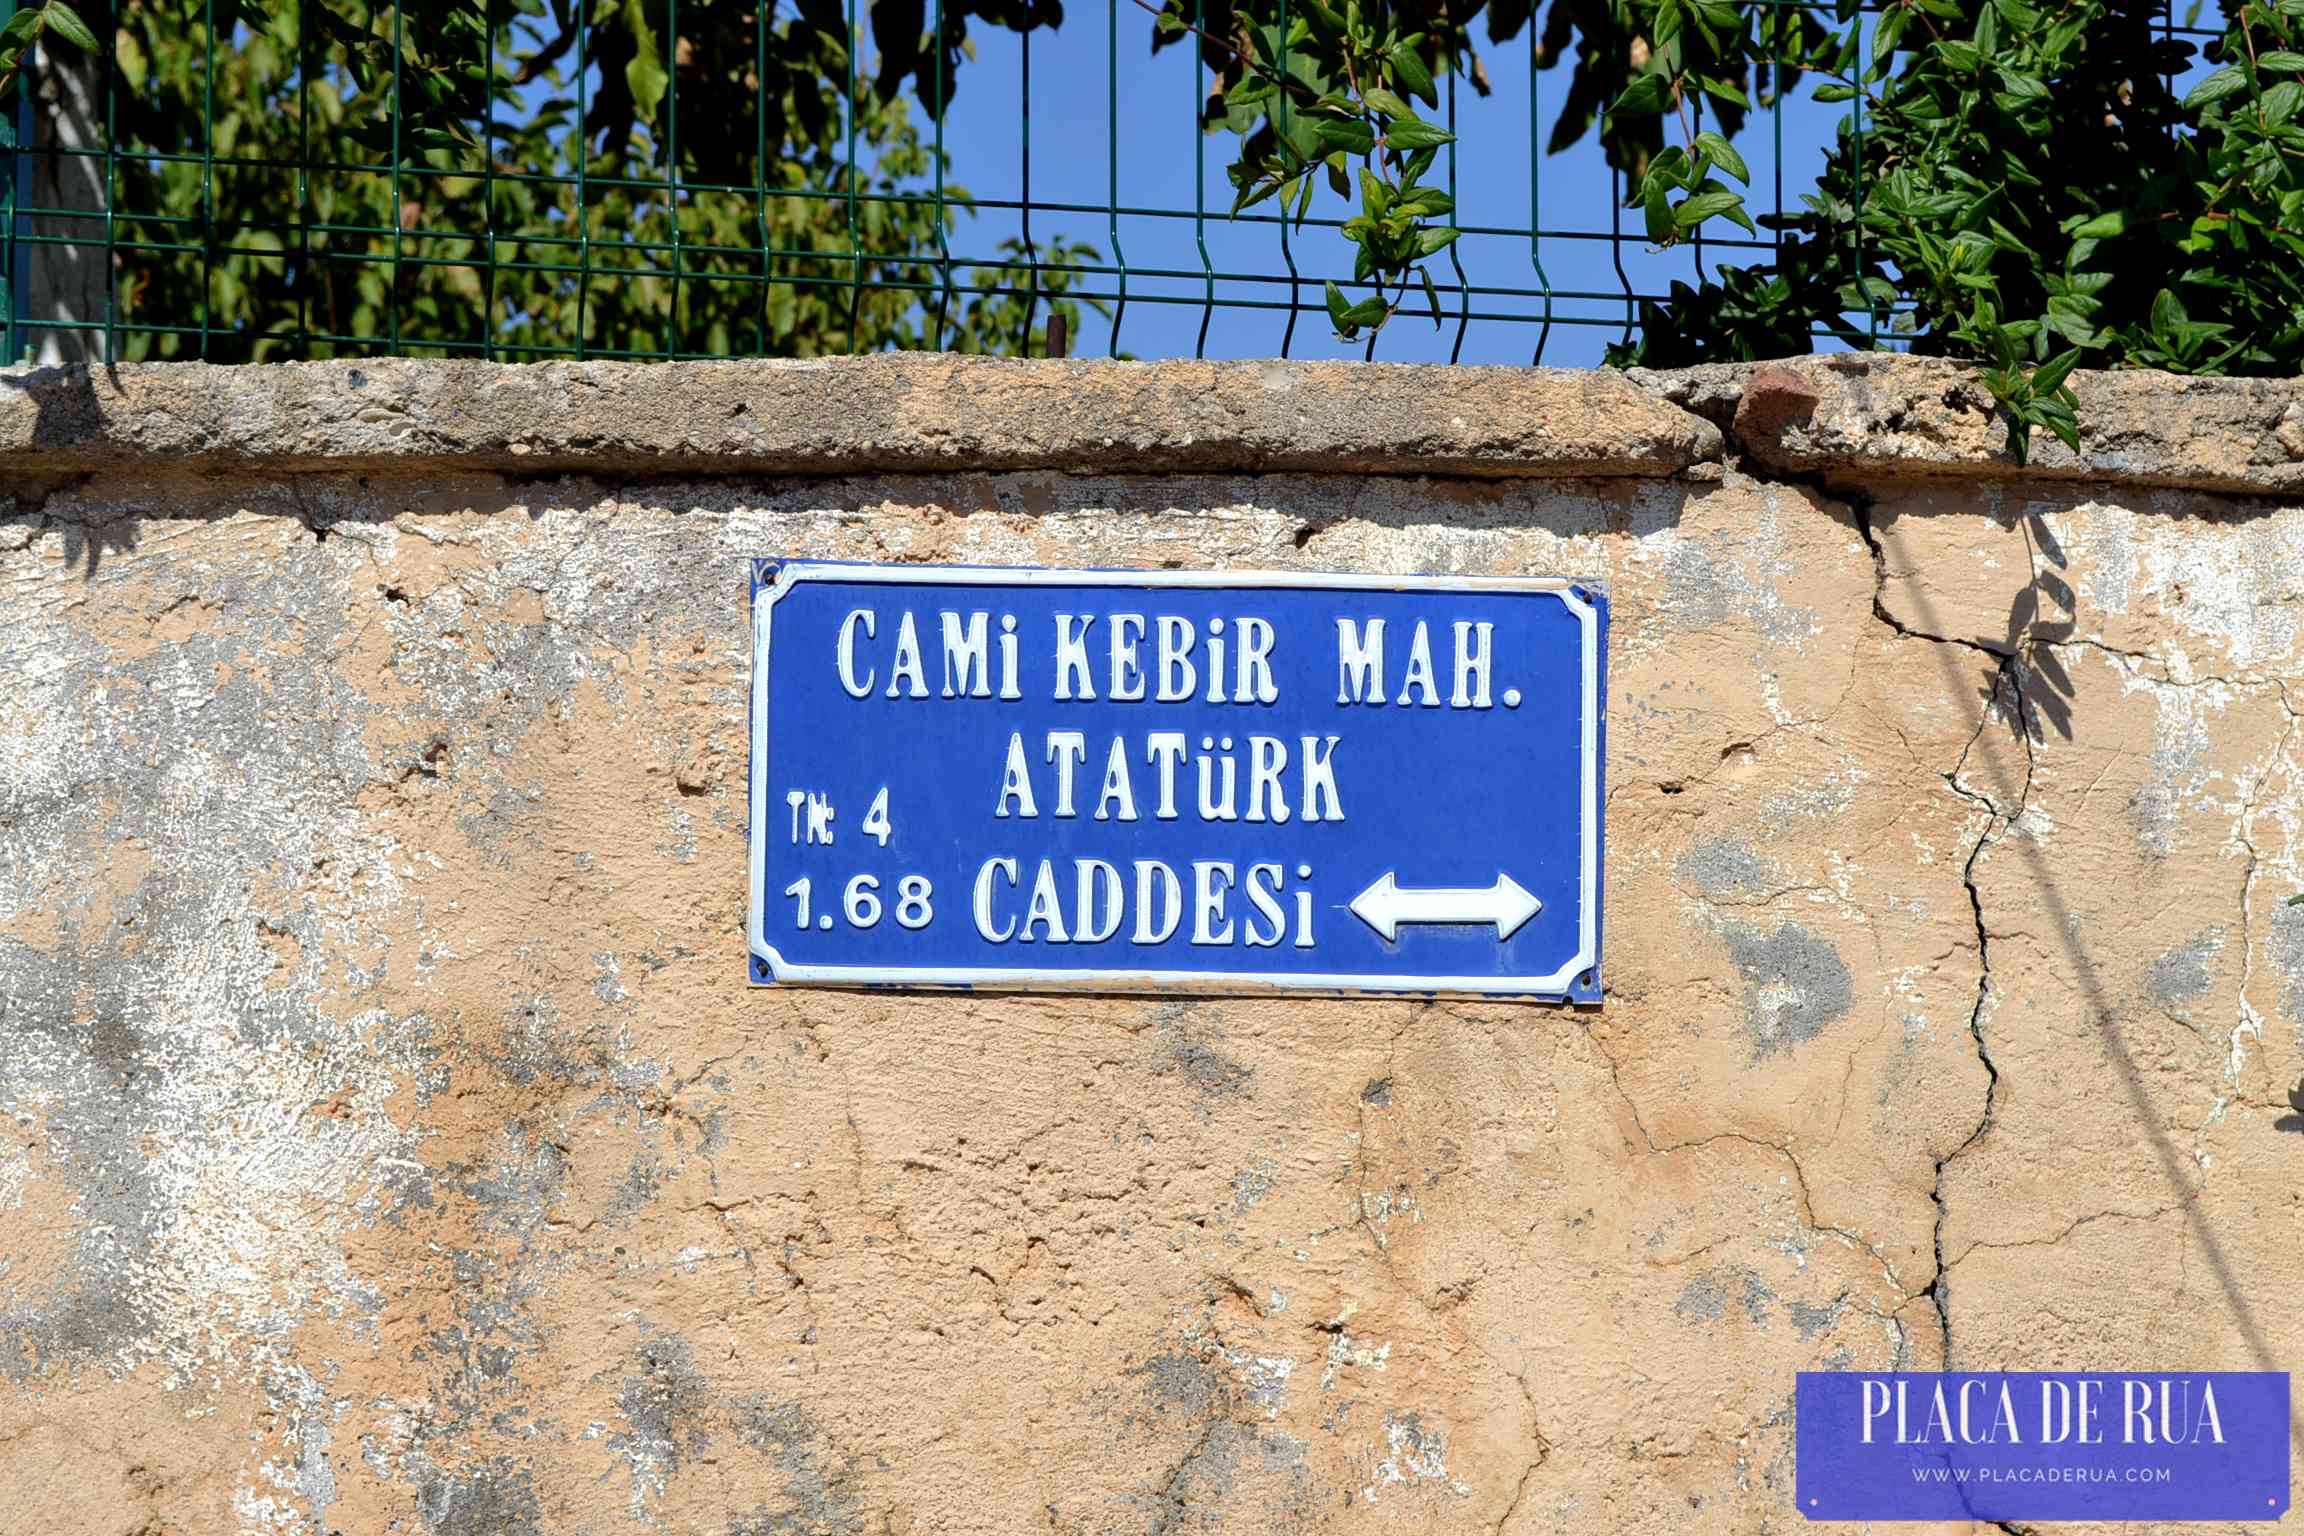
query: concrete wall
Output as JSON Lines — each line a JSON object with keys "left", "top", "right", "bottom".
{"left": 1, "top": 352, "right": 2299, "bottom": 1534}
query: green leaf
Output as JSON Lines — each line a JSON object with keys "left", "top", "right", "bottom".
{"left": 1416, "top": 225, "right": 1462, "bottom": 255}
{"left": 2031, "top": 396, "right": 2081, "bottom": 453}
{"left": 1610, "top": 73, "right": 1671, "bottom": 118}
{"left": 1385, "top": 119, "right": 1454, "bottom": 148}
{"left": 0, "top": 8, "right": 41, "bottom": 41}
{"left": 1643, "top": 178, "right": 1674, "bottom": 244}
{"left": 621, "top": 0, "right": 667, "bottom": 122}
{"left": 1313, "top": 116, "right": 1377, "bottom": 154}
{"left": 1341, "top": 296, "right": 1390, "bottom": 326}
{"left": 1673, "top": 189, "right": 1745, "bottom": 228}
{"left": 1693, "top": 130, "right": 1748, "bottom": 184}
{"left": 2183, "top": 66, "right": 2249, "bottom": 109}
{"left": 1324, "top": 280, "right": 1355, "bottom": 331}
{"left": 1231, "top": 177, "right": 1284, "bottom": 215}
{"left": 1388, "top": 42, "right": 1437, "bottom": 105}
{"left": 115, "top": 24, "right": 146, "bottom": 89}
{"left": 1362, "top": 86, "right": 1414, "bottom": 120}
{"left": 2002, "top": 414, "right": 2034, "bottom": 465}
{"left": 1992, "top": 70, "right": 2050, "bottom": 104}
{"left": 2067, "top": 210, "right": 2124, "bottom": 239}
{"left": 2259, "top": 50, "right": 2304, "bottom": 73}
{"left": 1359, "top": 167, "right": 1390, "bottom": 216}
{"left": 2029, "top": 348, "right": 2082, "bottom": 396}
{"left": 1838, "top": 275, "right": 1899, "bottom": 309}
{"left": 37, "top": 2, "right": 98, "bottom": 53}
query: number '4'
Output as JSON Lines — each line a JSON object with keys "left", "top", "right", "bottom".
{"left": 862, "top": 787, "right": 892, "bottom": 847}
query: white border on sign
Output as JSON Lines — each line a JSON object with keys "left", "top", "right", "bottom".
{"left": 746, "top": 563, "right": 1600, "bottom": 997}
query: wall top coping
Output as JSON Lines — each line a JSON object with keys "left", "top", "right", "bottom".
{"left": 7, "top": 351, "right": 2304, "bottom": 496}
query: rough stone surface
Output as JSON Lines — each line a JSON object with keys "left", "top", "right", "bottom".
{"left": 0, "top": 355, "right": 1718, "bottom": 480}
{"left": 2, "top": 356, "right": 2301, "bottom": 1534}
{"left": 1634, "top": 349, "right": 2304, "bottom": 494}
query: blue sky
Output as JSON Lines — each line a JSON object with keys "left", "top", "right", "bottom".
{"left": 921, "top": 9, "right": 1862, "bottom": 365}
{"left": 908, "top": 3, "right": 2230, "bottom": 365}
{"left": 340, "top": 0, "right": 2222, "bottom": 365}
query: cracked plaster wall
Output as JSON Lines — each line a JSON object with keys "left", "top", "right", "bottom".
{"left": 0, "top": 353, "right": 2300, "bottom": 1534}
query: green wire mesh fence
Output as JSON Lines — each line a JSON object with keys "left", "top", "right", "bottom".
{"left": 0, "top": 0, "right": 2219, "bottom": 367}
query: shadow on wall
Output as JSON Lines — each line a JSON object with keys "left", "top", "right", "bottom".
{"left": 2274, "top": 1081, "right": 2304, "bottom": 1135}
{"left": 2007, "top": 510, "right": 2077, "bottom": 742}
{"left": 2, "top": 364, "right": 135, "bottom": 576}
{"left": 0, "top": 394, "right": 1654, "bottom": 583}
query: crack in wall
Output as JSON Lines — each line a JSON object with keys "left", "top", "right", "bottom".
{"left": 1577, "top": 1016, "right": 1918, "bottom": 1349}
{"left": 1819, "top": 468, "right": 2296, "bottom": 1461}
{"left": 1663, "top": 447, "right": 2021, "bottom": 1378}
{"left": 1839, "top": 489, "right": 2021, "bottom": 1372}
{"left": 2231, "top": 681, "right": 2300, "bottom": 1115}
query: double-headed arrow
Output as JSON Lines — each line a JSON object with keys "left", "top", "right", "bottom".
{"left": 1349, "top": 872, "right": 1543, "bottom": 942}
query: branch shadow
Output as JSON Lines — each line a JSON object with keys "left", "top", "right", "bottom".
{"left": 2007, "top": 508, "right": 2077, "bottom": 744}
{"left": 2273, "top": 1080, "right": 2304, "bottom": 1136}
{"left": 1, "top": 362, "right": 140, "bottom": 577}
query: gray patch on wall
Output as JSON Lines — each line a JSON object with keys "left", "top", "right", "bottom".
{"left": 1651, "top": 531, "right": 1818, "bottom": 646}
{"left": 2147, "top": 931, "right": 2219, "bottom": 1019}
{"left": 2272, "top": 902, "right": 2304, "bottom": 1024}
{"left": 1674, "top": 1265, "right": 1776, "bottom": 1328}
{"left": 1680, "top": 837, "right": 1772, "bottom": 900}
{"left": 1724, "top": 923, "right": 1853, "bottom": 1059}
{"left": 1129, "top": 1348, "right": 1225, "bottom": 1423}
{"left": 1150, "top": 1003, "right": 1255, "bottom": 1107}
{"left": 610, "top": 1326, "right": 716, "bottom": 1493}
{"left": 731, "top": 1400, "right": 867, "bottom": 1536}
{"left": 417, "top": 1457, "right": 542, "bottom": 1536}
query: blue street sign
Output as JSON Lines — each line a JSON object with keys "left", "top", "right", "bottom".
{"left": 746, "top": 562, "right": 1606, "bottom": 999}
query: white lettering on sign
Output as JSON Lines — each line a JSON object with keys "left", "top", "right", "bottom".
{"left": 887, "top": 611, "right": 929, "bottom": 699}
{"left": 983, "top": 732, "right": 1344, "bottom": 824}
{"left": 749, "top": 565, "right": 1603, "bottom": 999}
{"left": 967, "top": 857, "right": 1319, "bottom": 950}
{"left": 849, "top": 610, "right": 1303, "bottom": 707}
{"left": 937, "top": 610, "right": 992, "bottom": 699}
{"left": 1335, "top": 616, "right": 1498, "bottom": 708}
{"left": 831, "top": 606, "right": 1534, "bottom": 930}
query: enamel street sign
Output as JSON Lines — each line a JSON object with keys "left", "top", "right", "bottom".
{"left": 746, "top": 562, "right": 1606, "bottom": 1000}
